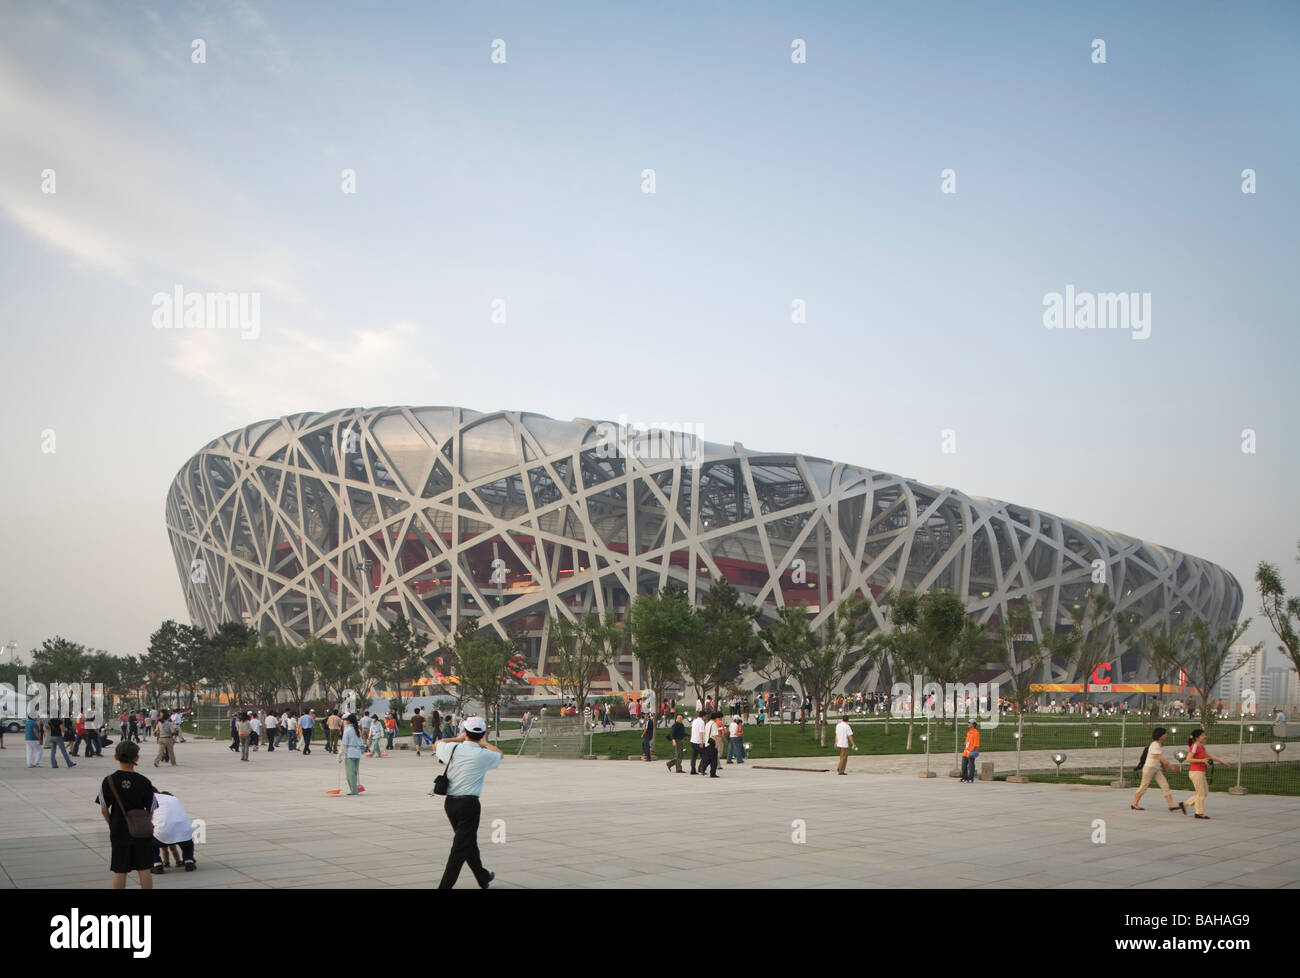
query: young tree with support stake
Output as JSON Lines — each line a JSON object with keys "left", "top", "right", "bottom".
{"left": 629, "top": 584, "right": 695, "bottom": 750}
{"left": 547, "top": 611, "right": 620, "bottom": 712}
{"left": 1184, "top": 617, "right": 1259, "bottom": 733}
{"left": 1064, "top": 590, "right": 1115, "bottom": 716}
{"left": 992, "top": 602, "right": 1048, "bottom": 746}
{"left": 1257, "top": 544, "right": 1300, "bottom": 682}
{"left": 1135, "top": 619, "right": 1190, "bottom": 719}
{"left": 799, "top": 596, "right": 873, "bottom": 746}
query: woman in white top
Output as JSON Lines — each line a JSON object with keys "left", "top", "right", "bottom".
{"left": 1131, "top": 727, "right": 1185, "bottom": 813}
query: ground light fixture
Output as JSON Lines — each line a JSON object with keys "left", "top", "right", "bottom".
{"left": 1092, "top": 729, "right": 1100, "bottom": 745}
{"left": 1248, "top": 724, "right": 1255, "bottom": 742}
{"left": 1175, "top": 750, "right": 1188, "bottom": 766}
{"left": 1272, "top": 742, "right": 1286, "bottom": 761}
{"left": 1052, "top": 752, "right": 1066, "bottom": 777}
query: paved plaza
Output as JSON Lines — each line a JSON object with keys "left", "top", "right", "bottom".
{"left": 2, "top": 738, "right": 1298, "bottom": 889}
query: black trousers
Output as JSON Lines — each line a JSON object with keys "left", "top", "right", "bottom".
{"left": 689, "top": 742, "right": 702, "bottom": 773}
{"left": 703, "top": 743, "right": 719, "bottom": 776}
{"left": 438, "top": 796, "right": 491, "bottom": 889}
{"left": 302, "top": 728, "right": 313, "bottom": 753}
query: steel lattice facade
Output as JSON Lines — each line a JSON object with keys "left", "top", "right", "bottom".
{"left": 166, "top": 406, "right": 1242, "bottom": 694}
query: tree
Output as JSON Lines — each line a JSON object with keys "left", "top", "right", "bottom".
{"left": 628, "top": 584, "right": 695, "bottom": 744}
{"left": 456, "top": 629, "right": 523, "bottom": 722}
{"left": 1184, "top": 617, "right": 1259, "bottom": 733}
{"left": 992, "top": 603, "right": 1048, "bottom": 721}
{"left": 364, "top": 613, "right": 429, "bottom": 720}
{"left": 280, "top": 640, "right": 319, "bottom": 714}
{"left": 1257, "top": 543, "right": 1300, "bottom": 679}
{"left": 695, "top": 577, "right": 760, "bottom": 707}
{"left": 874, "top": 589, "right": 924, "bottom": 749}
{"left": 547, "top": 611, "right": 620, "bottom": 711}
{"left": 316, "top": 640, "right": 365, "bottom": 710}
{"left": 28, "top": 636, "right": 89, "bottom": 686}
{"left": 758, "top": 604, "right": 817, "bottom": 733}
{"left": 1064, "top": 591, "right": 1116, "bottom": 715}
{"left": 1135, "top": 619, "right": 1190, "bottom": 718}
{"left": 433, "top": 620, "right": 479, "bottom": 716}
{"left": 199, "top": 621, "right": 259, "bottom": 706}
{"left": 799, "top": 597, "right": 874, "bottom": 746}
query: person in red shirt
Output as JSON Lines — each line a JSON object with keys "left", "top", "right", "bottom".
{"left": 1182, "top": 729, "right": 1228, "bottom": 819}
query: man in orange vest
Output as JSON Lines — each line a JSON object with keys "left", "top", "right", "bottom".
{"left": 960, "top": 720, "right": 980, "bottom": 782}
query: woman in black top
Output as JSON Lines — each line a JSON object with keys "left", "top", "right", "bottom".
{"left": 94, "top": 741, "right": 157, "bottom": 889}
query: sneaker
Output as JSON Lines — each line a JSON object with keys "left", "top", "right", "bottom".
{"left": 151, "top": 865, "right": 165, "bottom": 875}
{"left": 481, "top": 871, "right": 495, "bottom": 890}
{"left": 184, "top": 861, "right": 196, "bottom": 871}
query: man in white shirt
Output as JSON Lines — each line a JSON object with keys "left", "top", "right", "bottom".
{"left": 264, "top": 711, "right": 278, "bottom": 751}
{"left": 835, "top": 715, "right": 858, "bottom": 775}
{"left": 702, "top": 713, "right": 721, "bottom": 778}
{"left": 248, "top": 713, "right": 262, "bottom": 750}
{"left": 689, "top": 713, "right": 707, "bottom": 775}
{"left": 433, "top": 716, "right": 502, "bottom": 889}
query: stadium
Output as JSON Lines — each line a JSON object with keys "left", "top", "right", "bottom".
{"left": 165, "top": 406, "right": 1242, "bottom": 696}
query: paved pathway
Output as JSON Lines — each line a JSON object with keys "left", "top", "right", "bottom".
{"left": 1, "top": 739, "right": 1297, "bottom": 889}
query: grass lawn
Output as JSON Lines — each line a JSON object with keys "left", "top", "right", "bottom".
{"left": 582, "top": 715, "right": 1242, "bottom": 759}
{"left": 1001, "top": 762, "right": 1300, "bottom": 797}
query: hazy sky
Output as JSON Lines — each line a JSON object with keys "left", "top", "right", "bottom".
{"left": 1, "top": 0, "right": 1296, "bottom": 670}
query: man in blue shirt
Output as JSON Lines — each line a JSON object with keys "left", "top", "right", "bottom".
{"left": 433, "top": 716, "right": 501, "bottom": 889}
{"left": 25, "top": 715, "right": 44, "bottom": 767}
{"left": 299, "top": 709, "right": 315, "bottom": 755}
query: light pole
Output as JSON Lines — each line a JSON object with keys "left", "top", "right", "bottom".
{"left": 1230, "top": 716, "right": 1248, "bottom": 795}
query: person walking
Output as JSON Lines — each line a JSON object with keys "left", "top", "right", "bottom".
{"left": 960, "top": 721, "right": 980, "bottom": 782}
{"left": 1182, "top": 729, "right": 1228, "bottom": 819}
{"left": 327, "top": 709, "right": 343, "bottom": 754}
{"left": 127, "top": 711, "right": 140, "bottom": 743}
{"left": 368, "top": 714, "right": 385, "bottom": 757}
{"left": 94, "top": 741, "right": 157, "bottom": 889}
{"left": 46, "top": 715, "right": 77, "bottom": 769}
{"left": 640, "top": 711, "right": 656, "bottom": 761}
{"left": 286, "top": 712, "right": 299, "bottom": 751}
{"left": 229, "top": 713, "right": 240, "bottom": 752}
{"left": 249, "top": 711, "right": 261, "bottom": 750}
{"left": 689, "top": 712, "right": 706, "bottom": 775}
{"left": 411, "top": 708, "right": 426, "bottom": 756}
{"left": 264, "top": 710, "right": 278, "bottom": 751}
{"left": 665, "top": 713, "right": 686, "bottom": 773}
{"left": 1132, "top": 727, "right": 1185, "bottom": 813}
{"left": 726, "top": 716, "right": 745, "bottom": 764}
{"left": 24, "top": 714, "right": 44, "bottom": 767}
{"left": 836, "top": 715, "right": 858, "bottom": 775}
{"left": 434, "top": 716, "right": 501, "bottom": 889}
{"left": 703, "top": 712, "right": 722, "bottom": 778}
{"left": 341, "top": 713, "right": 365, "bottom": 795}
{"left": 71, "top": 712, "right": 85, "bottom": 757}
{"left": 385, "top": 712, "right": 397, "bottom": 751}
{"left": 299, "top": 709, "right": 315, "bottom": 754}
{"left": 154, "top": 714, "right": 177, "bottom": 767}
{"left": 237, "top": 712, "right": 252, "bottom": 761}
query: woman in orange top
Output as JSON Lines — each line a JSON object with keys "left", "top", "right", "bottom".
{"left": 960, "top": 721, "right": 980, "bottom": 782}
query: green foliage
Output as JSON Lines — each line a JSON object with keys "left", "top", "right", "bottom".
{"left": 1257, "top": 544, "right": 1300, "bottom": 677}
{"left": 629, "top": 584, "right": 694, "bottom": 716}
{"left": 548, "top": 611, "right": 620, "bottom": 709}
{"left": 1186, "top": 617, "right": 1259, "bottom": 732}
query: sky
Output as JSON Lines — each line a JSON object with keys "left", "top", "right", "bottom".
{"left": 0, "top": 0, "right": 1297, "bottom": 672}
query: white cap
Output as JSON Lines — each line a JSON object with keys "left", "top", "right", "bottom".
{"left": 463, "top": 716, "right": 487, "bottom": 734}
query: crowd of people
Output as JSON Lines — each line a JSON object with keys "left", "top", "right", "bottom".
{"left": 15, "top": 708, "right": 191, "bottom": 769}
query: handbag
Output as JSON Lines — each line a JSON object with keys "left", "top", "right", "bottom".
{"left": 106, "top": 775, "right": 155, "bottom": 839}
{"left": 432, "top": 744, "right": 459, "bottom": 796}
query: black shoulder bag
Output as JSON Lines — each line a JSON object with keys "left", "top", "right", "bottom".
{"left": 106, "top": 775, "right": 155, "bottom": 839}
{"left": 432, "top": 744, "right": 459, "bottom": 796}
